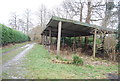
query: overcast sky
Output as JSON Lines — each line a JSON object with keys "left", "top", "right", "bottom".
{"left": 0, "top": 0, "right": 119, "bottom": 27}
{"left": 0, "top": 0, "right": 63, "bottom": 26}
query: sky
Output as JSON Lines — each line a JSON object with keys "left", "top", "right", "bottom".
{"left": 0, "top": 0, "right": 63, "bottom": 26}
{"left": 0, "top": 0, "right": 119, "bottom": 27}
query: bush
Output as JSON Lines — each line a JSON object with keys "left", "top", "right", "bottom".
{"left": 72, "top": 55, "right": 84, "bottom": 65}
{"left": 0, "top": 24, "right": 30, "bottom": 45}
{"left": 55, "top": 55, "right": 70, "bottom": 61}
{"left": 61, "top": 36, "right": 101, "bottom": 48}
{"left": 56, "top": 55, "right": 62, "bottom": 60}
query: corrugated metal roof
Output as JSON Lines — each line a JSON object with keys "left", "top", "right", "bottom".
{"left": 41, "top": 16, "right": 116, "bottom": 37}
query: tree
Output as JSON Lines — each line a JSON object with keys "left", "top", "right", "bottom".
{"left": 24, "top": 9, "right": 33, "bottom": 34}
{"left": 17, "top": 18, "right": 26, "bottom": 33}
{"left": 101, "top": 0, "right": 115, "bottom": 27}
{"left": 9, "top": 12, "right": 18, "bottom": 30}
{"left": 101, "top": 1, "right": 115, "bottom": 49}
{"left": 52, "top": 7, "right": 65, "bottom": 18}
{"left": 61, "top": 0, "right": 105, "bottom": 49}
{"left": 118, "top": 1, "right": 120, "bottom": 52}
{"left": 61, "top": 0, "right": 105, "bottom": 23}
{"left": 61, "top": 0, "right": 85, "bottom": 21}
{"left": 37, "top": 4, "right": 48, "bottom": 28}
{"left": 86, "top": 1, "right": 92, "bottom": 23}
{"left": 29, "top": 25, "right": 43, "bottom": 42}
{"left": 85, "top": 1, "right": 94, "bottom": 49}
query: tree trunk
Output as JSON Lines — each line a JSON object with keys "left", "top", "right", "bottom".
{"left": 85, "top": 2, "right": 92, "bottom": 23}
{"left": 79, "top": 3, "right": 84, "bottom": 47}
{"left": 80, "top": 3, "right": 83, "bottom": 22}
{"left": 85, "top": 1, "right": 92, "bottom": 50}
{"left": 118, "top": 2, "right": 120, "bottom": 52}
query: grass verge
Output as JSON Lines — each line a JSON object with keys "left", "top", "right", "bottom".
{"left": 2, "top": 47, "right": 25, "bottom": 64}
{"left": 1, "top": 42, "right": 29, "bottom": 53}
{"left": 23, "top": 44, "right": 118, "bottom": 79}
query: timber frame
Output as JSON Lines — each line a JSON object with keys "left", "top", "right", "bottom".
{"left": 41, "top": 16, "right": 116, "bottom": 57}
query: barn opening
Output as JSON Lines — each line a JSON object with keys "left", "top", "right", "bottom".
{"left": 41, "top": 16, "right": 116, "bottom": 58}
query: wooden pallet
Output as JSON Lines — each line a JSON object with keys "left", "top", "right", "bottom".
{"left": 52, "top": 59, "right": 72, "bottom": 64}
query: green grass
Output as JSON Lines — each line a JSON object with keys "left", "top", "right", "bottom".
{"left": 1, "top": 42, "right": 29, "bottom": 53}
{"left": 1, "top": 42, "right": 30, "bottom": 64}
{"left": 2, "top": 43, "right": 28, "bottom": 79}
{"left": 2, "top": 47, "right": 25, "bottom": 64}
{"left": 23, "top": 44, "right": 118, "bottom": 79}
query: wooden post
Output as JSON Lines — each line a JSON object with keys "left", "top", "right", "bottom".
{"left": 42, "top": 34, "right": 44, "bottom": 45}
{"left": 49, "top": 28, "right": 52, "bottom": 52}
{"left": 41, "top": 35, "right": 43, "bottom": 45}
{"left": 43, "top": 34, "right": 45, "bottom": 45}
{"left": 49, "top": 28, "right": 52, "bottom": 45}
{"left": 93, "top": 29, "right": 97, "bottom": 57}
{"left": 45, "top": 34, "right": 47, "bottom": 47}
{"left": 57, "top": 21, "right": 62, "bottom": 55}
{"left": 62, "top": 37, "right": 65, "bottom": 49}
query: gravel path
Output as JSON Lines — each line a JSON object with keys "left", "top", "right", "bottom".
{"left": 2, "top": 43, "right": 30, "bottom": 55}
{"left": 2, "top": 43, "right": 35, "bottom": 79}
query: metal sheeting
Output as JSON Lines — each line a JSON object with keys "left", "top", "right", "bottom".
{"left": 41, "top": 16, "right": 116, "bottom": 37}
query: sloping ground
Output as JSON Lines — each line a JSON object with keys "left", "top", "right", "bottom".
{"left": 21, "top": 44, "right": 118, "bottom": 79}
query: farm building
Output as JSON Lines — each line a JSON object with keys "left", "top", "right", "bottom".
{"left": 41, "top": 16, "right": 116, "bottom": 57}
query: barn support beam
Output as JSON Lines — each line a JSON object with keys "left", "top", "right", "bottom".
{"left": 57, "top": 21, "right": 62, "bottom": 55}
{"left": 45, "top": 33, "right": 47, "bottom": 47}
{"left": 43, "top": 34, "right": 45, "bottom": 46}
{"left": 49, "top": 28, "right": 52, "bottom": 44}
{"left": 93, "top": 29, "right": 97, "bottom": 57}
{"left": 49, "top": 27, "right": 52, "bottom": 52}
{"left": 41, "top": 35, "right": 43, "bottom": 45}
{"left": 42, "top": 34, "right": 44, "bottom": 45}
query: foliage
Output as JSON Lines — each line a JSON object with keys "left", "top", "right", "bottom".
{"left": 116, "top": 41, "right": 120, "bottom": 52}
{"left": 56, "top": 55, "right": 62, "bottom": 60}
{"left": 103, "top": 35, "right": 118, "bottom": 61}
{"left": 61, "top": 36, "right": 101, "bottom": 47}
{"left": 72, "top": 55, "right": 84, "bottom": 65}
{"left": 106, "top": 2, "right": 115, "bottom": 10}
{"left": 29, "top": 25, "right": 43, "bottom": 41}
{"left": 55, "top": 55, "right": 70, "bottom": 61}
{"left": 17, "top": 44, "right": 118, "bottom": 79}
{"left": 0, "top": 24, "right": 30, "bottom": 45}
{"left": 88, "top": 37, "right": 101, "bottom": 45}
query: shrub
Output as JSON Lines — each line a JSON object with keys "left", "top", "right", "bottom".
{"left": 61, "top": 36, "right": 101, "bottom": 48}
{"left": 72, "top": 55, "right": 84, "bottom": 65}
{"left": 0, "top": 24, "right": 30, "bottom": 45}
{"left": 55, "top": 55, "right": 70, "bottom": 61}
{"left": 56, "top": 55, "right": 62, "bottom": 60}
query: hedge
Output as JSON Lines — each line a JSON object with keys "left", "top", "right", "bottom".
{"left": 0, "top": 24, "right": 30, "bottom": 45}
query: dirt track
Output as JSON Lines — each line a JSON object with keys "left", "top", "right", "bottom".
{"left": 2, "top": 43, "right": 35, "bottom": 79}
